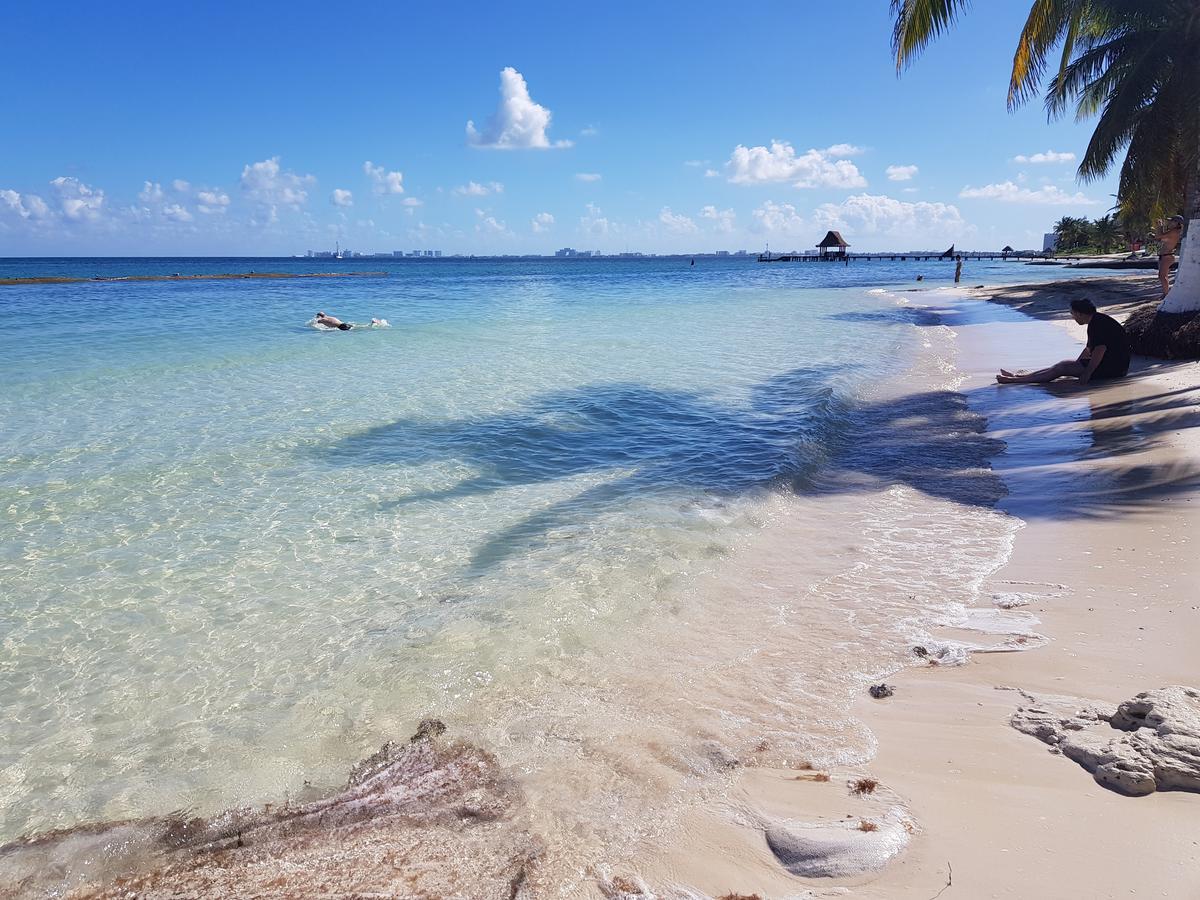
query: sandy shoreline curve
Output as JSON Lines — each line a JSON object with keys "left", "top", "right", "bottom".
{"left": 628, "top": 275, "right": 1200, "bottom": 898}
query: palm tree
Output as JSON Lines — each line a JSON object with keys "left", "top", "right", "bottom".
{"left": 1053, "top": 214, "right": 1089, "bottom": 252}
{"left": 891, "top": 0, "right": 1200, "bottom": 313}
{"left": 1093, "top": 214, "right": 1121, "bottom": 253}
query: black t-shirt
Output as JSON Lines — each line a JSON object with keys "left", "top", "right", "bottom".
{"left": 1086, "top": 312, "right": 1131, "bottom": 377}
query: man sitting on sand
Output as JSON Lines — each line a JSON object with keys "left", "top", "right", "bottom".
{"left": 316, "top": 311, "right": 353, "bottom": 331}
{"left": 996, "top": 298, "right": 1130, "bottom": 386}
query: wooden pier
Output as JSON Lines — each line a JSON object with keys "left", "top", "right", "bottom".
{"left": 757, "top": 251, "right": 1041, "bottom": 263}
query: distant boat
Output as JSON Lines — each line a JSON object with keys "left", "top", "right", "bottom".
{"left": 939, "top": 244, "right": 955, "bottom": 259}
{"left": 334, "top": 241, "right": 345, "bottom": 260}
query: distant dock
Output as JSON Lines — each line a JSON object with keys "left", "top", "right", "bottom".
{"left": 0, "top": 271, "right": 389, "bottom": 287}
{"left": 757, "top": 252, "right": 1041, "bottom": 263}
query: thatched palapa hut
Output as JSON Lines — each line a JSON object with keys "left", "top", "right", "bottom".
{"left": 817, "top": 230, "right": 849, "bottom": 259}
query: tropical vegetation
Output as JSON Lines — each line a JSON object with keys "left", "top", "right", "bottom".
{"left": 890, "top": 0, "right": 1200, "bottom": 314}
{"left": 1051, "top": 213, "right": 1126, "bottom": 254}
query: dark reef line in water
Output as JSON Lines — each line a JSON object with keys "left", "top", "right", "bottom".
{"left": 0, "top": 271, "right": 388, "bottom": 286}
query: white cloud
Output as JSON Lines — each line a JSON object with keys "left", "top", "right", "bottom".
{"left": 196, "top": 189, "right": 230, "bottom": 214}
{"left": 162, "top": 203, "right": 193, "bottom": 223}
{"left": 331, "top": 188, "right": 354, "bottom": 207}
{"left": 580, "top": 202, "right": 611, "bottom": 236}
{"left": 811, "top": 193, "right": 967, "bottom": 244}
{"left": 466, "top": 67, "right": 572, "bottom": 150}
{"left": 958, "top": 181, "right": 1096, "bottom": 205}
{"left": 172, "top": 179, "right": 191, "bottom": 193}
{"left": 1, "top": 189, "right": 51, "bottom": 220}
{"left": 704, "top": 169, "right": 719, "bottom": 178}
{"left": 886, "top": 164, "right": 918, "bottom": 182}
{"left": 51, "top": 176, "right": 105, "bottom": 221}
{"left": 401, "top": 197, "right": 423, "bottom": 207}
{"left": 700, "top": 205, "right": 736, "bottom": 233}
{"left": 575, "top": 173, "right": 601, "bottom": 182}
{"left": 474, "top": 208, "right": 511, "bottom": 236}
{"left": 532, "top": 211, "right": 555, "bottom": 233}
{"left": 364, "top": 161, "right": 405, "bottom": 195}
{"left": 658, "top": 207, "right": 698, "bottom": 235}
{"left": 240, "top": 157, "right": 314, "bottom": 223}
{"left": 138, "top": 181, "right": 165, "bottom": 204}
{"left": 824, "top": 143, "right": 865, "bottom": 157}
{"left": 750, "top": 200, "right": 807, "bottom": 235}
{"left": 1012, "top": 150, "right": 1076, "bottom": 164}
{"left": 726, "top": 140, "right": 867, "bottom": 189}
{"left": 452, "top": 180, "right": 504, "bottom": 196}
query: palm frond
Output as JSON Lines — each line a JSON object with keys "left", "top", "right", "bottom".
{"left": 891, "top": 0, "right": 973, "bottom": 71}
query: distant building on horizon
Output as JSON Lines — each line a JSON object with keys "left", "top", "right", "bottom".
{"left": 555, "top": 247, "right": 578, "bottom": 257}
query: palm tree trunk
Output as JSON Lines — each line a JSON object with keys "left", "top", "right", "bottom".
{"left": 1160, "top": 164, "right": 1200, "bottom": 313}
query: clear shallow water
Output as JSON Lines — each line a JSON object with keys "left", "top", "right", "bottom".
{"left": 0, "top": 257, "right": 1139, "bottom": 870}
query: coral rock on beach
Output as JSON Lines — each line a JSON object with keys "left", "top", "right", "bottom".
{"left": 0, "top": 721, "right": 541, "bottom": 899}
{"left": 1011, "top": 686, "right": 1200, "bottom": 796}
{"left": 763, "top": 807, "right": 913, "bottom": 877}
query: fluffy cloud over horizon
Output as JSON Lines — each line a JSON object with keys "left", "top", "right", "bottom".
{"left": 700, "top": 205, "right": 736, "bottom": 233}
{"left": 959, "top": 181, "right": 1096, "bottom": 205}
{"left": 726, "top": 141, "right": 867, "bottom": 189}
{"left": 1012, "top": 150, "right": 1076, "bottom": 164}
{"left": 474, "top": 207, "right": 511, "bottom": 236}
{"left": 1, "top": 188, "right": 51, "bottom": 221}
{"left": 240, "top": 157, "right": 314, "bottom": 224}
{"left": 331, "top": 189, "right": 354, "bottom": 207}
{"left": 466, "top": 67, "right": 572, "bottom": 150}
{"left": 812, "top": 193, "right": 967, "bottom": 244}
{"left": 750, "top": 200, "right": 807, "bottom": 236}
{"left": 886, "top": 164, "right": 918, "bottom": 182}
{"left": 531, "top": 211, "right": 554, "bottom": 233}
{"left": 52, "top": 177, "right": 106, "bottom": 222}
{"left": 364, "top": 161, "right": 405, "bottom": 195}
{"left": 452, "top": 180, "right": 503, "bottom": 197}
{"left": 580, "top": 202, "right": 611, "bottom": 237}
{"left": 658, "top": 207, "right": 698, "bottom": 235}
{"left": 196, "top": 189, "right": 230, "bottom": 214}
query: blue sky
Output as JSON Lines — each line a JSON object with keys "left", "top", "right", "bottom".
{"left": 0, "top": 0, "right": 1119, "bottom": 255}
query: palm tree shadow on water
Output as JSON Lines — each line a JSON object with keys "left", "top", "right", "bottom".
{"left": 318, "top": 369, "right": 1200, "bottom": 575}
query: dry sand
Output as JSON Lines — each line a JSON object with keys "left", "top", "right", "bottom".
{"left": 632, "top": 276, "right": 1200, "bottom": 899}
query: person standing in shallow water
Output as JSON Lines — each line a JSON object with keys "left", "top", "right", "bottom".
{"left": 954, "top": 255, "right": 963, "bottom": 283}
{"left": 996, "top": 298, "right": 1131, "bottom": 386}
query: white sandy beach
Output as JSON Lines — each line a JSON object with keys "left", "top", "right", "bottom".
{"left": 630, "top": 277, "right": 1200, "bottom": 899}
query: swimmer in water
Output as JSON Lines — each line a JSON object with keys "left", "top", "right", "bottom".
{"left": 315, "top": 311, "right": 352, "bottom": 331}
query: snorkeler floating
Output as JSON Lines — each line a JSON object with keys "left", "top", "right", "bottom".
{"left": 313, "top": 312, "right": 389, "bottom": 331}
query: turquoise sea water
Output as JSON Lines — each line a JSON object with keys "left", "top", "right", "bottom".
{"left": 0, "top": 256, "right": 1135, "bottom": 854}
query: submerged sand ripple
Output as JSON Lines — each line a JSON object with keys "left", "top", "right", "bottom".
{"left": 0, "top": 721, "right": 542, "bottom": 899}
{"left": 1011, "top": 686, "right": 1200, "bottom": 795}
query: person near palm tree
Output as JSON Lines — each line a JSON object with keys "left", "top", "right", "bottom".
{"left": 1155, "top": 216, "right": 1184, "bottom": 298}
{"left": 996, "top": 299, "right": 1130, "bottom": 386}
